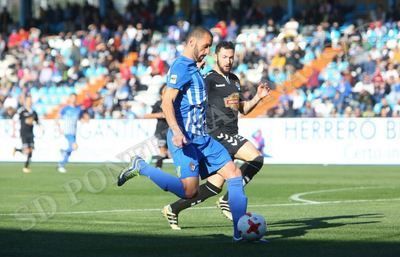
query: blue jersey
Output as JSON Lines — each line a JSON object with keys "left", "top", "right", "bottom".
{"left": 166, "top": 56, "right": 207, "bottom": 136}
{"left": 60, "top": 105, "right": 81, "bottom": 135}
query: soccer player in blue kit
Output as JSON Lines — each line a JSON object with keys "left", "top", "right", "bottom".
{"left": 118, "top": 27, "right": 247, "bottom": 241}
{"left": 57, "top": 93, "right": 82, "bottom": 173}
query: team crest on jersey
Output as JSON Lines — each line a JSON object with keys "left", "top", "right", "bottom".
{"left": 235, "top": 81, "right": 241, "bottom": 91}
{"left": 189, "top": 161, "right": 196, "bottom": 171}
{"left": 170, "top": 74, "right": 177, "bottom": 84}
{"left": 176, "top": 166, "right": 181, "bottom": 177}
{"left": 224, "top": 92, "right": 240, "bottom": 111}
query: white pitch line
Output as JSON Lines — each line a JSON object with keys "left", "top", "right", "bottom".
{"left": 289, "top": 186, "right": 389, "bottom": 204}
{"left": 1, "top": 197, "right": 400, "bottom": 217}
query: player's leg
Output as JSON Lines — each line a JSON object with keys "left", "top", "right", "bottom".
{"left": 205, "top": 136, "right": 247, "bottom": 240}
{"left": 163, "top": 133, "right": 242, "bottom": 228}
{"left": 168, "top": 173, "right": 224, "bottom": 214}
{"left": 154, "top": 141, "right": 168, "bottom": 168}
{"left": 217, "top": 136, "right": 264, "bottom": 220}
{"left": 235, "top": 140, "right": 264, "bottom": 183}
{"left": 23, "top": 146, "right": 33, "bottom": 169}
{"left": 20, "top": 136, "right": 32, "bottom": 173}
{"left": 58, "top": 135, "right": 75, "bottom": 173}
{"left": 163, "top": 170, "right": 224, "bottom": 229}
{"left": 13, "top": 147, "right": 22, "bottom": 154}
{"left": 219, "top": 140, "right": 264, "bottom": 202}
{"left": 117, "top": 131, "right": 200, "bottom": 199}
{"left": 217, "top": 161, "right": 247, "bottom": 240}
{"left": 22, "top": 145, "right": 33, "bottom": 173}
{"left": 117, "top": 157, "right": 196, "bottom": 199}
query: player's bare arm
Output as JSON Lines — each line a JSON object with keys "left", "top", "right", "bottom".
{"left": 142, "top": 112, "right": 165, "bottom": 119}
{"left": 161, "top": 87, "right": 187, "bottom": 148}
{"left": 239, "top": 82, "right": 271, "bottom": 115}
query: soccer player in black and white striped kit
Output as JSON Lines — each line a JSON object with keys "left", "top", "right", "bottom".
{"left": 162, "top": 41, "right": 270, "bottom": 230}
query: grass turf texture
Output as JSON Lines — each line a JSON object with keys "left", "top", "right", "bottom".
{"left": 0, "top": 163, "right": 399, "bottom": 257}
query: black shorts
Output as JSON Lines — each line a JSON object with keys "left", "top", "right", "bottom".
{"left": 21, "top": 134, "right": 35, "bottom": 149}
{"left": 211, "top": 132, "right": 248, "bottom": 158}
{"left": 155, "top": 133, "right": 167, "bottom": 148}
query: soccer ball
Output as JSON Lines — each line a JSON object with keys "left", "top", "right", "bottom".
{"left": 237, "top": 212, "right": 267, "bottom": 241}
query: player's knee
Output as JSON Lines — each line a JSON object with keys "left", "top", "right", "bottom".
{"left": 228, "top": 164, "right": 242, "bottom": 179}
{"left": 184, "top": 188, "right": 198, "bottom": 199}
{"left": 181, "top": 179, "right": 199, "bottom": 198}
{"left": 242, "top": 155, "right": 264, "bottom": 183}
{"left": 253, "top": 155, "right": 264, "bottom": 171}
{"left": 233, "top": 166, "right": 242, "bottom": 177}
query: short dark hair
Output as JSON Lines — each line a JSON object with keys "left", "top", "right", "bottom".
{"left": 185, "top": 26, "right": 213, "bottom": 43}
{"left": 215, "top": 41, "right": 235, "bottom": 54}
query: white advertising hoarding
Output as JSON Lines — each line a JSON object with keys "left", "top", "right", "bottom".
{"left": 0, "top": 119, "right": 158, "bottom": 163}
{"left": 0, "top": 118, "right": 399, "bottom": 164}
{"left": 239, "top": 118, "right": 400, "bottom": 165}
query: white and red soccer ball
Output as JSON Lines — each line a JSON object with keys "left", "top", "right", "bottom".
{"left": 237, "top": 212, "right": 267, "bottom": 241}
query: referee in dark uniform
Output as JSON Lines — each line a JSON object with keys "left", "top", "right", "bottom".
{"left": 162, "top": 41, "right": 271, "bottom": 229}
{"left": 13, "top": 96, "right": 39, "bottom": 173}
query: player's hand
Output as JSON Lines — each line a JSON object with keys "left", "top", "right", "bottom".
{"left": 256, "top": 82, "right": 271, "bottom": 99}
{"left": 172, "top": 131, "right": 187, "bottom": 148}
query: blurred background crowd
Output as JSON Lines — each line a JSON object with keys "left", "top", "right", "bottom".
{"left": 1, "top": 0, "right": 400, "bottom": 119}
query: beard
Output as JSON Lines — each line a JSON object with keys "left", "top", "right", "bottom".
{"left": 217, "top": 58, "right": 231, "bottom": 74}
{"left": 193, "top": 46, "right": 203, "bottom": 62}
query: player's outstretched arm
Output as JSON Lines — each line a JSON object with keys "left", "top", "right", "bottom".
{"left": 239, "top": 82, "right": 271, "bottom": 115}
{"left": 142, "top": 112, "right": 165, "bottom": 119}
{"left": 161, "top": 87, "right": 187, "bottom": 148}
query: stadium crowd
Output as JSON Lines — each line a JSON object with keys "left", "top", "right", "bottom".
{"left": 1, "top": 0, "right": 400, "bottom": 119}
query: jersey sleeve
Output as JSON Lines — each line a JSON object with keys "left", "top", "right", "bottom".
{"left": 13, "top": 110, "right": 21, "bottom": 122}
{"left": 60, "top": 106, "right": 67, "bottom": 117}
{"left": 33, "top": 111, "right": 39, "bottom": 124}
{"left": 167, "top": 63, "right": 191, "bottom": 90}
{"left": 77, "top": 106, "right": 84, "bottom": 119}
{"left": 17, "top": 109, "right": 23, "bottom": 121}
{"left": 204, "top": 73, "right": 214, "bottom": 94}
{"left": 232, "top": 74, "right": 244, "bottom": 101}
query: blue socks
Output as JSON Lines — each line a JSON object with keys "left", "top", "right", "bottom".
{"left": 59, "top": 150, "right": 72, "bottom": 167}
{"left": 227, "top": 176, "right": 248, "bottom": 238}
{"left": 139, "top": 161, "right": 186, "bottom": 199}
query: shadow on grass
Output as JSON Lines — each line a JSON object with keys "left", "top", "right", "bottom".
{"left": 1, "top": 214, "right": 398, "bottom": 257}
{"left": 268, "top": 213, "right": 383, "bottom": 239}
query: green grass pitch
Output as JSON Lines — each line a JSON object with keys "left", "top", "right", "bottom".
{"left": 0, "top": 163, "right": 399, "bottom": 257}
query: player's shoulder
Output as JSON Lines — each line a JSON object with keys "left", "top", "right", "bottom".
{"left": 204, "top": 70, "right": 219, "bottom": 80}
{"left": 170, "top": 56, "right": 191, "bottom": 71}
{"left": 229, "top": 72, "right": 240, "bottom": 82}
{"left": 18, "top": 107, "right": 30, "bottom": 116}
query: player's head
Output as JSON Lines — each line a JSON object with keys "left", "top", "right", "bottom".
{"left": 184, "top": 27, "right": 213, "bottom": 62}
{"left": 215, "top": 41, "right": 235, "bottom": 75}
{"left": 24, "top": 95, "right": 32, "bottom": 109}
{"left": 68, "top": 93, "right": 78, "bottom": 106}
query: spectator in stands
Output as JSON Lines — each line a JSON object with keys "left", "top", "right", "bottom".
{"left": 1, "top": 1, "right": 400, "bottom": 119}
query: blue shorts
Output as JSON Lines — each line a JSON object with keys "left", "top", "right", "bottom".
{"left": 167, "top": 129, "right": 231, "bottom": 179}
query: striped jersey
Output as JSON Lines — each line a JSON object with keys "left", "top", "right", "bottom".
{"left": 60, "top": 105, "right": 81, "bottom": 135}
{"left": 166, "top": 55, "right": 207, "bottom": 135}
